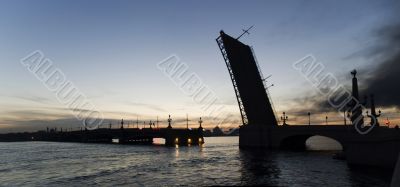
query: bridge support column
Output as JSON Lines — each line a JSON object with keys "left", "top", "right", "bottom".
{"left": 164, "top": 130, "right": 177, "bottom": 146}
{"left": 164, "top": 129, "right": 204, "bottom": 146}
{"left": 239, "top": 125, "right": 271, "bottom": 148}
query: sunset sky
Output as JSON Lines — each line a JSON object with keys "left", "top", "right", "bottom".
{"left": 1, "top": 0, "right": 399, "bottom": 132}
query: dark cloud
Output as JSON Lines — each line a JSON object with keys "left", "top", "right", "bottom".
{"left": 286, "top": 21, "right": 400, "bottom": 119}
{"left": 289, "top": 95, "right": 333, "bottom": 114}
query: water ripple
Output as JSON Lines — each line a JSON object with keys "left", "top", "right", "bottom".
{"left": 0, "top": 137, "right": 391, "bottom": 186}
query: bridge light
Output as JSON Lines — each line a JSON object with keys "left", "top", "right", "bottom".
{"left": 175, "top": 138, "right": 179, "bottom": 144}
{"left": 188, "top": 138, "right": 192, "bottom": 144}
{"left": 198, "top": 138, "right": 203, "bottom": 143}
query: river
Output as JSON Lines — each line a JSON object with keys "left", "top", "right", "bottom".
{"left": 0, "top": 136, "right": 391, "bottom": 186}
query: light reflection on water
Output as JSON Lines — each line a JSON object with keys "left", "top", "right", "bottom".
{"left": 0, "top": 137, "right": 391, "bottom": 186}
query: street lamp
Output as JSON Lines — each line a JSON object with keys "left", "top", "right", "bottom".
{"left": 281, "top": 112, "right": 288, "bottom": 125}
{"left": 325, "top": 116, "right": 328, "bottom": 125}
{"left": 307, "top": 112, "right": 311, "bottom": 125}
{"left": 167, "top": 115, "right": 172, "bottom": 129}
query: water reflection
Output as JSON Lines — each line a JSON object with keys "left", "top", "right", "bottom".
{"left": 239, "top": 150, "right": 281, "bottom": 186}
{"left": 0, "top": 137, "right": 392, "bottom": 186}
{"left": 175, "top": 144, "right": 179, "bottom": 157}
{"left": 347, "top": 166, "right": 393, "bottom": 186}
{"left": 236, "top": 140, "right": 391, "bottom": 186}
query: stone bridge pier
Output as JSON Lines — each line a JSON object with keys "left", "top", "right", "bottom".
{"left": 240, "top": 125, "right": 348, "bottom": 150}
{"left": 240, "top": 124, "right": 400, "bottom": 169}
{"left": 164, "top": 128, "right": 204, "bottom": 146}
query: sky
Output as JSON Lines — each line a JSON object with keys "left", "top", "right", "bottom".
{"left": 0, "top": 0, "right": 399, "bottom": 132}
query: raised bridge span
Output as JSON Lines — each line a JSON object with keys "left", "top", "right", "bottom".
{"left": 216, "top": 31, "right": 400, "bottom": 169}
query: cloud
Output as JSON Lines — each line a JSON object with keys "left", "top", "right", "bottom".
{"left": 283, "top": 21, "right": 400, "bottom": 125}
{"left": 1, "top": 94, "right": 53, "bottom": 105}
{"left": 126, "top": 101, "right": 167, "bottom": 112}
{"left": 2, "top": 110, "right": 69, "bottom": 120}
{"left": 0, "top": 117, "right": 82, "bottom": 133}
{"left": 359, "top": 23, "right": 400, "bottom": 108}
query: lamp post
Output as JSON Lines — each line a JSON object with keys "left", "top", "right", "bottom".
{"left": 347, "top": 112, "right": 351, "bottom": 126}
{"left": 281, "top": 112, "right": 288, "bottom": 125}
{"left": 167, "top": 115, "right": 172, "bottom": 129}
{"left": 307, "top": 112, "right": 311, "bottom": 125}
{"left": 198, "top": 117, "right": 203, "bottom": 128}
{"left": 186, "top": 114, "right": 189, "bottom": 129}
{"left": 325, "top": 116, "right": 328, "bottom": 125}
{"left": 366, "top": 94, "right": 381, "bottom": 127}
{"left": 385, "top": 117, "right": 390, "bottom": 127}
{"left": 156, "top": 116, "right": 160, "bottom": 129}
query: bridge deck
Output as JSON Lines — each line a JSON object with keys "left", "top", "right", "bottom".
{"left": 0, "top": 128, "right": 204, "bottom": 146}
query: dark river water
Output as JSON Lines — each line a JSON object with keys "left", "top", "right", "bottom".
{"left": 0, "top": 136, "right": 392, "bottom": 186}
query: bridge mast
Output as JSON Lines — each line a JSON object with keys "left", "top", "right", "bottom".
{"left": 349, "top": 70, "right": 365, "bottom": 127}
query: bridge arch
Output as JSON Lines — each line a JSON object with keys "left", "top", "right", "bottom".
{"left": 279, "top": 134, "right": 344, "bottom": 151}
